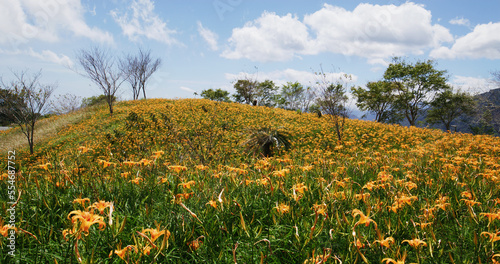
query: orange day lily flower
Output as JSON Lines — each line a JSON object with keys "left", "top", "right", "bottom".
{"left": 91, "top": 200, "right": 113, "bottom": 214}
{"left": 352, "top": 209, "right": 377, "bottom": 228}
{"left": 142, "top": 227, "right": 170, "bottom": 243}
{"left": 178, "top": 180, "right": 196, "bottom": 189}
{"left": 129, "top": 177, "right": 143, "bottom": 184}
{"left": 482, "top": 231, "right": 500, "bottom": 242}
{"left": 37, "top": 163, "right": 51, "bottom": 171}
{"left": 373, "top": 236, "right": 395, "bottom": 248}
{"left": 67, "top": 210, "right": 106, "bottom": 235}
{"left": 274, "top": 203, "right": 290, "bottom": 214}
{"left": 206, "top": 200, "right": 217, "bottom": 209}
{"left": 168, "top": 165, "right": 187, "bottom": 173}
{"left": 72, "top": 198, "right": 90, "bottom": 207}
{"left": 403, "top": 238, "right": 427, "bottom": 248}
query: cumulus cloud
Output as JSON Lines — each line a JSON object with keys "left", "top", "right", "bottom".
{"left": 197, "top": 21, "right": 218, "bottom": 51}
{"left": 451, "top": 75, "right": 496, "bottom": 94}
{"left": 222, "top": 3, "right": 453, "bottom": 63}
{"left": 0, "top": 0, "right": 113, "bottom": 47}
{"left": 431, "top": 22, "right": 500, "bottom": 59}
{"left": 449, "top": 17, "right": 471, "bottom": 27}
{"left": 221, "top": 12, "right": 312, "bottom": 62}
{"left": 111, "top": 0, "right": 179, "bottom": 45}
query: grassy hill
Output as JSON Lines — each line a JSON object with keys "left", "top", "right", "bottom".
{"left": 1, "top": 99, "right": 500, "bottom": 263}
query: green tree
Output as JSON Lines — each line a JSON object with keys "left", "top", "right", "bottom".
{"left": 280, "top": 81, "right": 306, "bottom": 110}
{"left": 0, "top": 88, "right": 24, "bottom": 126}
{"left": 232, "top": 79, "right": 257, "bottom": 104}
{"left": 351, "top": 81, "right": 401, "bottom": 123}
{"left": 81, "top": 94, "right": 117, "bottom": 108}
{"left": 384, "top": 58, "right": 449, "bottom": 126}
{"left": 426, "top": 89, "right": 476, "bottom": 131}
{"left": 255, "top": 79, "right": 279, "bottom": 107}
{"left": 199, "top": 88, "right": 232, "bottom": 102}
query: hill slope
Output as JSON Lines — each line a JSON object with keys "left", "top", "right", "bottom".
{"left": 1, "top": 99, "right": 500, "bottom": 263}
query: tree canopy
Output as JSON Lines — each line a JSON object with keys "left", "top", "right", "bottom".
{"left": 383, "top": 58, "right": 449, "bottom": 126}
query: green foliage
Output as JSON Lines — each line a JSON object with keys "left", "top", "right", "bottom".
{"left": 255, "top": 79, "right": 279, "bottom": 107}
{"left": 280, "top": 82, "right": 305, "bottom": 111}
{"left": 352, "top": 81, "right": 402, "bottom": 123}
{"left": 383, "top": 57, "right": 449, "bottom": 126}
{"left": 426, "top": 89, "right": 476, "bottom": 131}
{"left": 232, "top": 79, "right": 280, "bottom": 106}
{"left": 0, "top": 88, "right": 23, "bottom": 126}
{"left": 232, "top": 79, "right": 257, "bottom": 104}
{"left": 199, "top": 88, "right": 232, "bottom": 102}
{"left": 0, "top": 70, "right": 54, "bottom": 154}
{"left": 469, "top": 109, "right": 498, "bottom": 136}
{"left": 81, "top": 94, "right": 116, "bottom": 108}
{"left": 316, "top": 82, "right": 350, "bottom": 141}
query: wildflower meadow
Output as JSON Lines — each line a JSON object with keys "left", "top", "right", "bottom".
{"left": 1, "top": 98, "right": 500, "bottom": 263}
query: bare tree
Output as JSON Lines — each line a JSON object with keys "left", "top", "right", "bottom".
{"left": 492, "top": 70, "right": 500, "bottom": 87}
{"left": 315, "top": 68, "right": 351, "bottom": 142}
{"left": 120, "top": 48, "right": 161, "bottom": 100}
{"left": 50, "top": 93, "right": 82, "bottom": 115}
{"left": 77, "top": 46, "right": 125, "bottom": 115}
{"left": 0, "top": 70, "right": 55, "bottom": 154}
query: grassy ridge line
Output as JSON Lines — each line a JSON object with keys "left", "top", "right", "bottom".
{"left": 0, "top": 105, "right": 98, "bottom": 155}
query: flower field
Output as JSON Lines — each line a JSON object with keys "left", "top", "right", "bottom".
{"left": 1, "top": 98, "right": 500, "bottom": 263}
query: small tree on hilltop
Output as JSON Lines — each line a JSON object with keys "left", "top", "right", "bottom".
{"left": 315, "top": 68, "right": 351, "bottom": 142}
{"left": 351, "top": 80, "right": 402, "bottom": 123}
{"left": 199, "top": 88, "right": 232, "bottom": 102}
{"left": 0, "top": 70, "right": 55, "bottom": 154}
{"left": 255, "top": 80, "right": 279, "bottom": 107}
{"left": 426, "top": 88, "right": 476, "bottom": 132}
{"left": 232, "top": 79, "right": 258, "bottom": 104}
{"left": 120, "top": 48, "right": 161, "bottom": 100}
{"left": 50, "top": 93, "right": 82, "bottom": 115}
{"left": 383, "top": 57, "right": 449, "bottom": 126}
{"left": 77, "top": 46, "right": 126, "bottom": 116}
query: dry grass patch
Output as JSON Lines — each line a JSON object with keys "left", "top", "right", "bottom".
{"left": 0, "top": 109, "right": 91, "bottom": 154}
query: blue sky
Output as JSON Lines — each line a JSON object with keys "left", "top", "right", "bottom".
{"left": 1, "top": 0, "right": 499, "bottom": 107}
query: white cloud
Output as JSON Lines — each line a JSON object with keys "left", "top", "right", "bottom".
{"left": 304, "top": 3, "right": 453, "bottom": 59}
{"left": 0, "top": 48, "right": 74, "bottom": 67}
{"left": 451, "top": 75, "right": 496, "bottom": 94}
{"left": 111, "top": 0, "right": 179, "bottom": 45}
{"left": 225, "top": 68, "right": 357, "bottom": 88}
{"left": 222, "top": 3, "right": 453, "bottom": 63}
{"left": 197, "top": 21, "right": 218, "bottom": 51}
{"left": 180, "top": 86, "right": 195, "bottom": 93}
{"left": 221, "top": 11, "right": 312, "bottom": 62}
{"left": 27, "top": 48, "right": 74, "bottom": 67}
{"left": 431, "top": 22, "right": 500, "bottom": 59}
{"left": 449, "top": 17, "right": 470, "bottom": 27}
{"left": 0, "top": 0, "right": 113, "bottom": 47}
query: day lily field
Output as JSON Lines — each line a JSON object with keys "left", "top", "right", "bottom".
{"left": 1, "top": 99, "right": 500, "bottom": 263}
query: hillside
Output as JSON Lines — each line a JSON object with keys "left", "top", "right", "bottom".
{"left": 1, "top": 99, "right": 500, "bottom": 263}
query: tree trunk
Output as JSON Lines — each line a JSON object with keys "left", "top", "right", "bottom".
{"left": 108, "top": 101, "right": 113, "bottom": 116}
